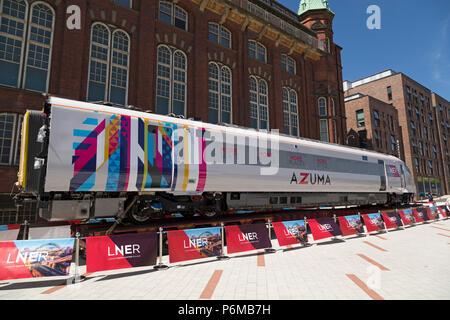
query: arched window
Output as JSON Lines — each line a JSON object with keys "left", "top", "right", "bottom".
{"left": 283, "top": 88, "right": 298, "bottom": 136}
{"left": 250, "top": 76, "right": 268, "bottom": 130}
{"left": 208, "top": 62, "right": 232, "bottom": 124}
{"left": 318, "top": 97, "right": 328, "bottom": 142}
{"left": 158, "top": 1, "right": 187, "bottom": 31}
{"left": 248, "top": 40, "right": 266, "bottom": 63}
{"left": 87, "top": 23, "right": 130, "bottom": 106}
{"left": 156, "top": 45, "right": 187, "bottom": 116}
{"left": 281, "top": 54, "right": 295, "bottom": 75}
{"left": 0, "top": 0, "right": 55, "bottom": 92}
{"left": 208, "top": 23, "right": 231, "bottom": 49}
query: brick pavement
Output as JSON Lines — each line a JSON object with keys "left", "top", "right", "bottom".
{"left": 0, "top": 218, "right": 449, "bottom": 300}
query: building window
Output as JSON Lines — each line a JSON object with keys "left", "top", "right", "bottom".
{"left": 0, "top": 1, "right": 55, "bottom": 92}
{"left": 373, "top": 110, "right": 380, "bottom": 127}
{"left": 282, "top": 87, "right": 298, "bottom": 136}
{"left": 356, "top": 109, "right": 365, "bottom": 127}
{"left": 87, "top": 23, "right": 130, "bottom": 106}
{"left": 406, "top": 86, "right": 411, "bottom": 101}
{"left": 433, "top": 145, "right": 437, "bottom": 159}
{"left": 113, "top": 0, "right": 132, "bottom": 8}
{"left": 410, "top": 121, "right": 416, "bottom": 137}
{"left": 390, "top": 135, "right": 396, "bottom": 152}
{"left": 208, "top": 23, "right": 231, "bottom": 49}
{"left": 423, "top": 126, "right": 428, "bottom": 139}
{"left": 208, "top": 62, "right": 232, "bottom": 124}
{"left": 418, "top": 141, "right": 423, "bottom": 156}
{"left": 318, "top": 97, "right": 327, "bottom": 117}
{"left": 428, "top": 160, "right": 433, "bottom": 175}
{"left": 319, "top": 119, "right": 329, "bottom": 142}
{"left": 249, "top": 76, "right": 268, "bottom": 130}
{"left": 158, "top": 1, "right": 187, "bottom": 31}
{"left": 156, "top": 45, "right": 187, "bottom": 116}
{"left": 414, "top": 157, "right": 419, "bottom": 172}
{"left": 387, "top": 86, "right": 392, "bottom": 100}
{"left": 0, "top": 113, "right": 23, "bottom": 166}
{"left": 248, "top": 40, "right": 266, "bottom": 63}
{"left": 373, "top": 130, "right": 379, "bottom": 148}
{"left": 281, "top": 54, "right": 295, "bottom": 74}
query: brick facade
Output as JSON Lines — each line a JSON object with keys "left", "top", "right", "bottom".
{"left": 344, "top": 70, "right": 450, "bottom": 197}
{"left": 0, "top": 0, "right": 346, "bottom": 204}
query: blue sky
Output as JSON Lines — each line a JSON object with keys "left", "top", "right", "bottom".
{"left": 279, "top": 0, "right": 450, "bottom": 101}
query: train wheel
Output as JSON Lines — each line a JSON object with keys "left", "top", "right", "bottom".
{"left": 201, "top": 210, "right": 219, "bottom": 218}
{"left": 127, "top": 202, "right": 152, "bottom": 225}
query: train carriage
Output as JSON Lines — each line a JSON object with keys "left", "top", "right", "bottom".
{"left": 16, "top": 97, "right": 416, "bottom": 223}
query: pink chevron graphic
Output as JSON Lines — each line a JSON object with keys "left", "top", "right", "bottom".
{"left": 196, "top": 129, "right": 207, "bottom": 192}
{"left": 73, "top": 120, "right": 105, "bottom": 176}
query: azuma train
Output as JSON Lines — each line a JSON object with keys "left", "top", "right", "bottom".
{"left": 16, "top": 97, "right": 416, "bottom": 224}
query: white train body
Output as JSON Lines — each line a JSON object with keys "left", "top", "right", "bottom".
{"left": 18, "top": 97, "right": 416, "bottom": 222}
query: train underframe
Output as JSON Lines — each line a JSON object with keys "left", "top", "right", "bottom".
{"left": 32, "top": 190, "right": 415, "bottom": 224}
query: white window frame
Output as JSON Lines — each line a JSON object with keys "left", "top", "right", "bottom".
{"left": 248, "top": 40, "right": 267, "bottom": 63}
{"left": 282, "top": 87, "right": 299, "bottom": 136}
{"left": 208, "top": 62, "right": 232, "bottom": 124}
{"left": 0, "top": 0, "right": 55, "bottom": 92}
{"left": 318, "top": 97, "right": 327, "bottom": 117}
{"left": 87, "top": 22, "right": 130, "bottom": 106}
{"left": 156, "top": 44, "right": 187, "bottom": 116}
{"left": 281, "top": 54, "right": 296, "bottom": 75}
{"left": 249, "top": 75, "right": 269, "bottom": 130}
{"left": 0, "top": 113, "right": 17, "bottom": 166}
{"left": 158, "top": 1, "right": 188, "bottom": 31}
{"left": 208, "top": 22, "right": 231, "bottom": 49}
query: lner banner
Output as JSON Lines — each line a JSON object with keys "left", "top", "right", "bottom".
{"left": 0, "top": 238, "right": 74, "bottom": 281}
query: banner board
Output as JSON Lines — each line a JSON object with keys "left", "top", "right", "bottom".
{"left": 437, "top": 206, "right": 449, "bottom": 218}
{"left": 362, "top": 213, "right": 385, "bottom": 233}
{"left": 272, "top": 220, "right": 308, "bottom": 246}
{"left": 399, "top": 209, "right": 415, "bottom": 226}
{"left": 225, "top": 224, "right": 272, "bottom": 254}
{"left": 0, "top": 238, "right": 74, "bottom": 281}
{"left": 167, "top": 227, "right": 222, "bottom": 263}
{"left": 307, "top": 218, "right": 342, "bottom": 241}
{"left": 0, "top": 224, "right": 21, "bottom": 241}
{"left": 381, "top": 212, "right": 403, "bottom": 229}
{"left": 29, "top": 225, "right": 71, "bottom": 240}
{"left": 413, "top": 208, "right": 429, "bottom": 222}
{"left": 338, "top": 215, "right": 365, "bottom": 236}
{"left": 86, "top": 232, "right": 158, "bottom": 273}
{"left": 427, "top": 206, "right": 440, "bottom": 220}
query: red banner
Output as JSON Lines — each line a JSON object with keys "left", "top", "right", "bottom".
{"left": 438, "top": 206, "right": 449, "bottom": 218}
{"left": 86, "top": 232, "right": 158, "bottom": 273}
{"left": 338, "top": 215, "right": 365, "bottom": 236}
{"left": 0, "top": 238, "right": 74, "bottom": 281}
{"left": 412, "top": 208, "right": 427, "bottom": 223}
{"left": 225, "top": 224, "right": 272, "bottom": 254}
{"left": 381, "top": 212, "right": 403, "bottom": 229}
{"left": 426, "top": 207, "right": 440, "bottom": 220}
{"left": 307, "top": 218, "right": 342, "bottom": 241}
{"left": 272, "top": 220, "right": 308, "bottom": 246}
{"left": 399, "top": 209, "right": 415, "bottom": 226}
{"left": 167, "top": 227, "right": 222, "bottom": 263}
{"left": 362, "top": 213, "right": 385, "bottom": 233}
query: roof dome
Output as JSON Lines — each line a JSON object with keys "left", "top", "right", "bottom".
{"left": 298, "top": 0, "right": 333, "bottom": 15}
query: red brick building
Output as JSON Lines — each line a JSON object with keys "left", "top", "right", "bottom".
{"left": 344, "top": 93, "right": 404, "bottom": 161}
{"left": 0, "top": 0, "right": 346, "bottom": 223}
{"left": 344, "top": 70, "right": 450, "bottom": 198}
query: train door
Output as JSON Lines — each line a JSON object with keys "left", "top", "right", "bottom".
{"left": 378, "top": 160, "right": 386, "bottom": 191}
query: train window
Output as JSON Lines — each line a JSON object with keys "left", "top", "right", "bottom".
{"left": 230, "top": 193, "right": 240, "bottom": 200}
{"left": 290, "top": 197, "right": 296, "bottom": 204}
{"left": 279, "top": 197, "right": 287, "bottom": 204}
{"left": 296, "top": 197, "right": 302, "bottom": 204}
{"left": 362, "top": 156, "right": 368, "bottom": 161}
{"left": 269, "top": 197, "right": 278, "bottom": 204}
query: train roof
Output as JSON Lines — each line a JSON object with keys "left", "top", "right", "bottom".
{"left": 46, "top": 96, "right": 403, "bottom": 163}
